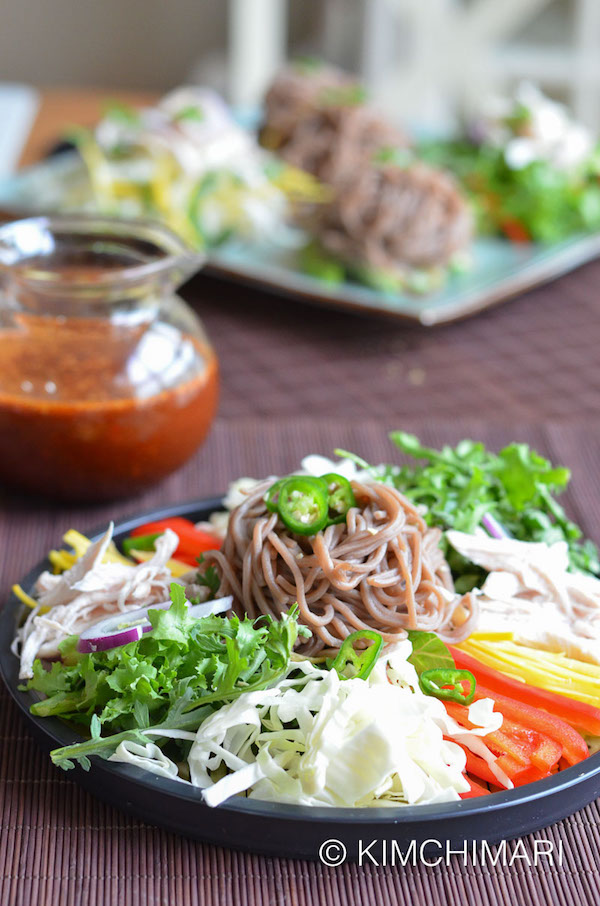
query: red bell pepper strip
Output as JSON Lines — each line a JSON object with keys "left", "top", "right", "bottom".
{"left": 130, "top": 517, "right": 220, "bottom": 560}
{"left": 473, "top": 685, "right": 588, "bottom": 767}
{"left": 445, "top": 702, "right": 531, "bottom": 767}
{"left": 450, "top": 646, "right": 600, "bottom": 738}
{"left": 507, "top": 766, "right": 553, "bottom": 786}
{"left": 454, "top": 743, "right": 512, "bottom": 788}
{"left": 446, "top": 701, "right": 563, "bottom": 778}
{"left": 455, "top": 741, "right": 548, "bottom": 790}
{"left": 500, "top": 217, "right": 530, "bottom": 243}
{"left": 460, "top": 777, "right": 490, "bottom": 798}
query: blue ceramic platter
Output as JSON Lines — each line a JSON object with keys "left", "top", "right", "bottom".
{"left": 1, "top": 152, "right": 600, "bottom": 325}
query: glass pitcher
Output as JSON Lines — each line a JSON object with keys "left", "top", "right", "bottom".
{"left": 0, "top": 214, "right": 218, "bottom": 501}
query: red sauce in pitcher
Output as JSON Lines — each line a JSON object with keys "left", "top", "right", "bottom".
{"left": 0, "top": 215, "right": 219, "bottom": 501}
{"left": 0, "top": 313, "right": 219, "bottom": 500}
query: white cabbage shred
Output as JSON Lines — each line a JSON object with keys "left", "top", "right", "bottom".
{"left": 110, "top": 641, "right": 506, "bottom": 807}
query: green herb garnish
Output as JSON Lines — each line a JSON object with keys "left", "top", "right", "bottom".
{"left": 387, "top": 432, "right": 599, "bottom": 579}
{"left": 173, "top": 105, "right": 204, "bottom": 123}
{"left": 26, "top": 585, "right": 308, "bottom": 770}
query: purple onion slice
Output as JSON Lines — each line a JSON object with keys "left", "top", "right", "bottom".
{"left": 77, "top": 596, "right": 233, "bottom": 654}
{"left": 481, "top": 512, "right": 512, "bottom": 540}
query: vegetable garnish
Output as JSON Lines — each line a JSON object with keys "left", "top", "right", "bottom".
{"left": 385, "top": 432, "right": 599, "bottom": 584}
{"left": 264, "top": 472, "right": 356, "bottom": 535}
{"left": 121, "top": 533, "right": 161, "bottom": 557}
{"left": 481, "top": 512, "right": 511, "bottom": 540}
{"left": 470, "top": 686, "right": 589, "bottom": 767}
{"left": 265, "top": 473, "right": 356, "bottom": 534}
{"left": 321, "top": 473, "right": 356, "bottom": 524}
{"left": 265, "top": 475, "right": 327, "bottom": 514}
{"left": 76, "top": 596, "right": 233, "bottom": 654}
{"left": 25, "top": 585, "right": 308, "bottom": 770}
{"left": 278, "top": 477, "right": 329, "bottom": 535}
{"left": 419, "top": 668, "right": 476, "bottom": 705}
{"left": 404, "top": 631, "right": 478, "bottom": 704}
{"left": 126, "top": 517, "right": 220, "bottom": 565}
{"left": 330, "top": 630, "right": 383, "bottom": 680}
{"left": 406, "top": 630, "right": 455, "bottom": 675}
{"left": 450, "top": 646, "right": 600, "bottom": 737}
{"left": 127, "top": 549, "right": 191, "bottom": 578}
{"left": 460, "top": 777, "right": 491, "bottom": 799}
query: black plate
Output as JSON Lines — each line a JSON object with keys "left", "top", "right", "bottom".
{"left": 1, "top": 497, "right": 599, "bottom": 861}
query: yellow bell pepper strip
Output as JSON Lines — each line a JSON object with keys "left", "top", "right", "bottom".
{"left": 62, "top": 529, "right": 133, "bottom": 567}
{"left": 456, "top": 636, "right": 600, "bottom": 708}
{"left": 127, "top": 549, "right": 191, "bottom": 579}
{"left": 11, "top": 584, "right": 40, "bottom": 610}
{"left": 450, "top": 646, "right": 600, "bottom": 738}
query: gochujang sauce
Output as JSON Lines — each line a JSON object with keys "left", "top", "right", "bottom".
{"left": 0, "top": 312, "right": 218, "bottom": 501}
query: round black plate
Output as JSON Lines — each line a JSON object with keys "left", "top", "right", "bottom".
{"left": 1, "top": 498, "right": 599, "bottom": 861}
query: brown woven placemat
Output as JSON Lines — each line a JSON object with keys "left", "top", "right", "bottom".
{"left": 1, "top": 417, "right": 599, "bottom": 906}
{"left": 191, "top": 258, "right": 600, "bottom": 423}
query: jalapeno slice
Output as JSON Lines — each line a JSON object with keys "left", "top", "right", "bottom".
{"left": 277, "top": 477, "right": 329, "bottom": 535}
{"left": 330, "top": 629, "right": 384, "bottom": 680}
{"left": 265, "top": 476, "right": 328, "bottom": 514}
{"left": 419, "top": 668, "right": 477, "bottom": 705}
{"left": 321, "top": 473, "right": 356, "bottom": 525}
{"left": 265, "top": 479, "right": 286, "bottom": 513}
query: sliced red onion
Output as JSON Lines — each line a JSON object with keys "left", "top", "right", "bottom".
{"left": 77, "top": 596, "right": 233, "bottom": 654}
{"left": 481, "top": 512, "right": 511, "bottom": 540}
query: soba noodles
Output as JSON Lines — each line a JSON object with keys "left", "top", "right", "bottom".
{"left": 200, "top": 478, "right": 477, "bottom": 655}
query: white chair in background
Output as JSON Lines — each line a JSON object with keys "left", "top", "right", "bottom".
{"left": 226, "top": 0, "right": 600, "bottom": 130}
{"left": 360, "top": 0, "right": 600, "bottom": 130}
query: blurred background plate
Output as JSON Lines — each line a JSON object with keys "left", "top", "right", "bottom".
{"left": 2, "top": 151, "right": 600, "bottom": 325}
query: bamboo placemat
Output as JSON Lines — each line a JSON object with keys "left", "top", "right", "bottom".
{"left": 193, "top": 255, "right": 600, "bottom": 424}
{"left": 1, "top": 417, "right": 599, "bottom": 906}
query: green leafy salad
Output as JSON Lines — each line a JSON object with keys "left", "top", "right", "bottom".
{"left": 28, "top": 588, "right": 308, "bottom": 771}
{"left": 341, "top": 431, "right": 599, "bottom": 591}
{"left": 418, "top": 83, "right": 600, "bottom": 243}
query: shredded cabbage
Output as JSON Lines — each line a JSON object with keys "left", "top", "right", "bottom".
{"left": 111, "top": 641, "right": 505, "bottom": 807}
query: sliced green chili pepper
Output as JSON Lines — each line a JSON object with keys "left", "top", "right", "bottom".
{"left": 121, "top": 532, "right": 161, "bottom": 556}
{"left": 265, "top": 479, "right": 286, "bottom": 513}
{"left": 321, "top": 473, "right": 356, "bottom": 525}
{"left": 419, "top": 668, "right": 477, "bottom": 705}
{"left": 265, "top": 475, "right": 328, "bottom": 514}
{"left": 330, "top": 630, "right": 384, "bottom": 681}
{"left": 277, "top": 477, "right": 329, "bottom": 535}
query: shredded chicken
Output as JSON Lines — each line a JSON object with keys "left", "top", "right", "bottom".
{"left": 14, "top": 525, "right": 179, "bottom": 679}
{"left": 447, "top": 530, "right": 600, "bottom": 664}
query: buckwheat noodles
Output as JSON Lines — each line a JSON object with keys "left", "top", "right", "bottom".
{"left": 201, "top": 478, "right": 476, "bottom": 655}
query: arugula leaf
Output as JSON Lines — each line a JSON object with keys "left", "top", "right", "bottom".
{"left": 386, "top": 431, "right": 599, "bottom": 582}
{"left": 407, "top": 631, "right": 455, "bottom": 676}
